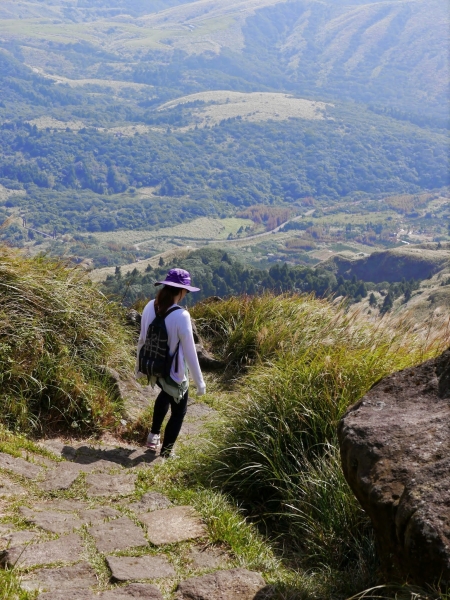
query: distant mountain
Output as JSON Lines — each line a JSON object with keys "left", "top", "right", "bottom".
{"left": 0, "top": 0, "right": 448, "bottom": 118}
{"left": 0, "top": 0, "right": 448, "bottom": 245}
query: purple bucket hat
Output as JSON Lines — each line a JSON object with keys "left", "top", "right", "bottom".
{"left": 155, "top": 268, "right": 200, "bottom": 293}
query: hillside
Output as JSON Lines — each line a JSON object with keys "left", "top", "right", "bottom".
{"left": 0, "top": 0, "right": 447, "bottom": 117}
{"left": 0, "top": 0, "right": 448, "bottom": 285}
{"left": 1, "top": 246, "right": 450, "bottom": 599}
{"left": 322, "top": 245, "right": 450, "bottom": 284}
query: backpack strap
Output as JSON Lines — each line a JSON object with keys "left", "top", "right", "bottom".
{"left": 163, "top": 306, "right": 182, "bottom": 373}
{"left": 163, "top": 305, "right": 183, "bottom": 319}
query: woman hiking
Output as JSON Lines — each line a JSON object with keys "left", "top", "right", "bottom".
{"left": 136, "top": 268, "right": 206, "bottom": 458}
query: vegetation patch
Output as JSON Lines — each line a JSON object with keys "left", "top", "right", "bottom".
{"left": 158, "top": 91, "right": 331, "bottom": 127}
{"left": 0, "top": 245, "right": 133, "bottom": 434}
{"left": 186, "top": 294, "right": 449, "bottom": 597}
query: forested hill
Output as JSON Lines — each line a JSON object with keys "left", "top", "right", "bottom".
{"left": 0, "top": 0, "right": 448, "bottom": 247}
{"left": 0, "top": 100, "right": 447, "bottom": 235}
{"left": 101, "top": 248, "right": 419, "bottom": 313}
{"left": 0, "top": 0, "right": 447, "bottom": 119}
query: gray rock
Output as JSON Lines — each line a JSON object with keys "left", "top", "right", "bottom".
{"left": 38, "top": 592, "right": 94, "bottom": 600}
{"left": 39, "top": 462, "right": 81, "bottom": 491}
{"left": 21, "top": 561, "right": 98, "bottom": 592}
{"left": 100, "top": 583, "right": 164, "bottom": 599}
{"left": 79, "top": 507, "right": 121, "bottom": 525}
{"left": 76, "top": 444, "right": 133, "bottom": 467}
{"left": 195, "top": 344, "right": 225, "bottom": 371}
{"left": 187, "top": 546, "right": 229, "bottom": 570}
{"left": 339, "top": 349, "right": 450, "bottom": 586}
{"left": 89, "top": 516, "right": 147, "bottom": 553}
{"left": 129, "top": 492, "right": 172, "bottom": 513}
{"left": 101, "top": 366, "right": 157, "bottom": 422}
{"left": 0, "top": 533, "right": 84, "bottom": 568}
{"left": 139, "top": 507, "right": 207, "bottom": 546}
{"left": 86, "top": 473, "right": 136, "bottom": 497}
{"left": 38, "top": 587, "right": 164, "bottom": 600}
{"left": 38, "top": 439, "right": 68, "bottom": 457}
{"left": 33, "top": 499, "right": 87, "bottom": 513}
{"left": 0, "top": 477, "right": 26, "bottom": 496}
{"left": 127, "top": 309, "right": 142, "bottom": 328}
{"left": 0, "top": 452, "right": 43, "bottom": 480}
{"left": 0, "top": 530, "right": 40, "bottom": 549}
{"left": 19, "top": 507, "right": 83, "bottom": 534}
{"left": 107, "top": 555, "right": 175, "bottom": 582}
{"left": 175, "top": 568, "right": 269, "bottom": 600}
{"left": 126, "top": 449, "right": 165, "bottom": 468}
{"left": 179, "top": 404, "right": 216, "bottom": 439}
{"left": 22, "top": 453, "right": 55, "bottom": 468}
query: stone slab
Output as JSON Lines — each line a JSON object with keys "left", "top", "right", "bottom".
{"left": 79, "top": 507, "right": 121, "bottom": 525}
{"left": 188, "top": 546, "right": 229, "bottom": 570}
{"left": 100, "top": 584, "right": 164, "bottom": 599}
{"left": 38, "top": 585, "right": 164, "bottom": 600}
{"left": 0, "top": 452, "right": 43, "bottom": 480}
{"left": 21, "top": 561, "right": 98, "bottom": 592}
{"left": 38, "top": 593, "right": 94, "bottom": 600}
{"left": 178, "top": 404, "right": 216, "bottom": 439}
{"left": 139, "top": 507, "right": 207, "bottom": 546}
{"left": 126, "top": 449, "right": 165, "bottom": 468}
{"left": 0, "top": 530, "right": 40, "bottom": 549}
{"left": 89, "top": 516, "right": 147, "bottom": 553}
{"left": 0, "top": 476, "right": 26, "bottom": 497}
{"left": 129, "top": 493, "right": 172, "bottom": 514}
{"left": 22, "top": 452, "right": 55, "bottom": 468}
{"left": 19, "top": 507, "right": 84, "bottom": 534}
{"left": 1, "top": 533, "right": 84, "bottom": 568}
{"left": 33, "top": 499, "right": 87, "bottom": 513}
{"left": 107, "top": 555, "right": 175, "bottom": 582}
{"left": 175, "top": 569, "right": 268, "bottom": 600}
{"left": 76, "top": 445, "right": 134, "bottom": 467}
{"left": 38, "top": 440, "right": 75, "bottom": 459}
{"left": 86, "top": 473, "right": 136, "bottom": 497}
{"left": 39, "top": 463, "right": 81, "bottom": 491}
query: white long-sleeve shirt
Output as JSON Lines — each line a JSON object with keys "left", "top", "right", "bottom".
{"left": 136, "top": 300, "right": 206, "bottom": 394}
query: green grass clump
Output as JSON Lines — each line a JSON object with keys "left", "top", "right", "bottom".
{"left": 191, "top": 294, "right": 449, "bottom": 595}
{"left": 0, "top": 569, "right": 36, "bottom": 600}
{"left": 0, "top": 246, "right": 133, "bottom": 434}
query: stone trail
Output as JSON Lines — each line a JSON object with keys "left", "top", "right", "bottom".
{"left": 0, "top": 401, "right": 269, "bottom": 599}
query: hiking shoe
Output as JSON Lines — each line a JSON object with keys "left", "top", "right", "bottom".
{"left": 146, "top": 433, "right": 160, "bottom": 452}
{"left": 160, "top": 449, "right": 178, "bottom": 460}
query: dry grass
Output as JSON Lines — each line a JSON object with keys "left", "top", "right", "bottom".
{"left": 93, "top": 217, "right": 252, "bottom": 246}
{"left": 189, "top": 294, "right": 450, "bottom": 595}
{"left": 159, "top": 91, "right": 331, "bottom": 128}
{"left": 0, "top": 245, "right": 133, "bottom": 434}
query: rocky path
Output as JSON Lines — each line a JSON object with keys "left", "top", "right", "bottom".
{"left": 0, "top": 402, "right": 270, "bottom": 600}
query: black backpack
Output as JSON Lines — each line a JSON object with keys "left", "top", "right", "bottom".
{"left": 138, "top": 306, "right": 182, "bottom": 382}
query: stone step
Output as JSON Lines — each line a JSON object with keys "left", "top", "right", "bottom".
{"left": 106, "top": 555, "right": 176, "bottom": 582}
{"left": 88, "top": 516, "right": 148, "bottom": 553}
{"left": 0, "top": 452, "right": 43, "bottom": 480}
{"left": 175, "top": 568, "right": 271, "bottom": 600}
{"left": 38, "top": 583, "right": 164, "bottom": 599}
{"left": 0, "top": 533, "right": 84, "bottom": 568}
{"left": 139, "top": 506, "right": 207, "bottom": 546}
{"left": 21, "top": 562, "right": 98, "bottom": 594}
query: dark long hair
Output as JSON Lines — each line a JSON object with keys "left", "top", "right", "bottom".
{"left": 155, "top": 285, "right": 181, "bottom": 316}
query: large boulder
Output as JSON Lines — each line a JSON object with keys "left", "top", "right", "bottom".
{"left": 338, "top": 349, "right": 450, "bottom": 587}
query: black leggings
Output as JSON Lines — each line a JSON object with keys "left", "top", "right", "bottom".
{"left": 151, "top": 388, "right": 188, "bottom": 456}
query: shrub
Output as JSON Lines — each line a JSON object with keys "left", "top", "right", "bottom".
{"left": 0, "top": 245, "right": 133, "bottom": 434}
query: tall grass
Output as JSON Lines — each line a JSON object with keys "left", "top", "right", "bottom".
{"left": 191, "top": 294, "right": 450, "bottom": 595}
{"left": 0, "top": 246, "right": 133, "bottom": 434}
